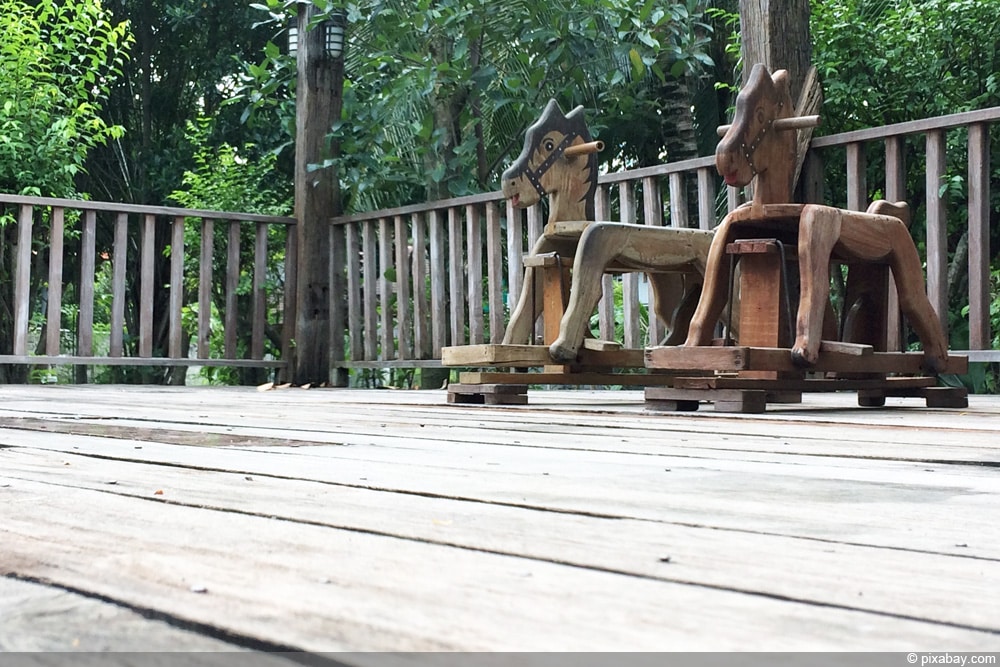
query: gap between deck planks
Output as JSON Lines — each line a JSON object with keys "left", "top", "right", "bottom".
{"left": 0, "top": 576, "right": 286, "bottom": 653}
{"left": 3, "top": 445, "right": 1000, "bottom": 637}
{"left": 2, "top": 387, "right": 1000, "bottom": 650}
{"left": 2, "top": 476, "right": 998, "bottom": 651}
{"left": 2, "top": 413, "right": 1000, "bottom": 558}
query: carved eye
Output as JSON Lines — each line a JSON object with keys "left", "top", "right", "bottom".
{"left": 544, "top": 138, "right": 555, "bottom": 152}
{"left": 755, "top": 108, "right": 766, "bottom": 126}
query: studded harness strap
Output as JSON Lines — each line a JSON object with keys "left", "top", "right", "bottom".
{"left": 521, "top": 132, "right": 579, "bottom": 198}
{"left": 740, "top": 101, "right": 782, "bottom": 177}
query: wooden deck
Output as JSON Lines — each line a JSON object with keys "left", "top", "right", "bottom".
{"left": 2, "top": 384, "right": 1000, "bottom": 653}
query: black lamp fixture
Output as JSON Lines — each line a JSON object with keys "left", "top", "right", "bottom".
{"left": 288, "top": 8, "right": 346, "bottom": 59}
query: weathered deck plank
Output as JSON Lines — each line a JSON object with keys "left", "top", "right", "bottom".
{"left": 1, "top": 385, "right": 999, "bottom": 652}
{"left": 3, "top": 447, "right": 1000, "bottom": 633}
{"left": 0, "top": 577, "right": 260, "bottom": 652}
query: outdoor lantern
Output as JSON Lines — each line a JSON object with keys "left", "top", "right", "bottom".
{"left": 287, "top": 10, "right": 345, "bottom": 59}
{"left": 323, "top": 12, "right": 346, "bottom": 59}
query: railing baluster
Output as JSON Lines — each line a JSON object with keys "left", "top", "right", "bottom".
{"left": 346, "top": 223, "right": 363, "bottom": 362}
{"left": 378, "top": 217, "right": 395, "bottom": 360}
{"left": 225, "top": 221, "right": 240, "bottom": 359}
{"left": 925, "top": 130, "right": 949, "bottom": 333}
{"left": 619, "top": 182, "right": 640, "bottom": 349}
{"left": 46, "top": 207, "right": 65, "bottom": 356}
{"left": 394, "top": 214, "right": 413, "bottom": 358}
{"left": 13, "top": 205, "right": 33, "bottom": 356}
{"left": 110, "top": 213, "right": 128, "bottom": 358}
{"left": 410, "top": 213, "right": 430, "bottom": 358}
{"left": 362, "top": 219, "right": 379, "bottom": 361}
{"left": 885, "top": 136, "right": 907, "bottom": 351}
{"left": 697, "top": 168, "right": 716, "bottom": 230}
{"left": 968, "top": 123, "right": 991, "bottom": 350}
{"left": 505, "top": 200, "right": 523, "bottom": 316}
{"left": 668, "top": 173, "right": 687, "bottom": 228}
{"left": 846, "top": 143, "right": 866, "bottom": 211}
{"left": 595, "top": 186, "right": 615, "bottom": 341}
{"left": 140, "top": 214, "right": 156, "bottom": 357}
{"left": 448, "top": 207, "right": 465, "bottom": 347}
{"left": 78, "top": 210, "right": 97, "bottom": 357}
{"left": 526, "top": 204, "right": 543, "bottom": 343}
{"left": 429, "top": 211, "right": 447, "bottom": 356}
{"left": 198, "top": 218, "right": 214, "bottom": 359}
{"left": 465, "top": 205, "right": 484, "bottom": 346}
{"left": 485, "top": 202, "right": 504, "bottom": 344}
{"left": 643, "top": 176, "right": 665, "bottom": 345}
{"left": 251, "top": 221, "right": 267, "bottom": 360}
{"left": 168, "top": 216, "right": 185, "bottom": 358}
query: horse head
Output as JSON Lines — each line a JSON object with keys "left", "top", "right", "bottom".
{"left": 502, "top": 99, "right": 599, "bottom": 223}
{"left": 716, "top": 64, "right": 796, "bottom": 204}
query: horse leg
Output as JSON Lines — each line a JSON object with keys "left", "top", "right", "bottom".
{"left": 684, "top": 217, "right": 736, "bottom": 346}
{"left": 653, "top": 273, "right": 701, "bottom": 346}
{"left": 549, "top": 225, "right": 629, "bottom": 362}
{"left": 835, "top": 208, "right": 949, "bottom": 373}
{"left": 502, "top": 236, "right": 556, "bottom": 345}
{"left": 792, "top": 205, "right": 842, "bottom": 366}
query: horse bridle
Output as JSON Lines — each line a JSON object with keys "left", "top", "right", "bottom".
{"left": 521, "top": 131, "right": 580, "bottom": 198}
{"left": 740, "top": 101, "right": 782, "bottom": 177}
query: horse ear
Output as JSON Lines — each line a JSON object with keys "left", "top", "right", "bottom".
{"left": 772, "top": 69, "right": 790, "bottom": 97}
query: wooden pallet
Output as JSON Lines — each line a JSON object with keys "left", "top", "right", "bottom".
{"left": 644, "top": 343, "right": 969, "bottom": 413}
{"left": 442, "top": 342, "right": 684, "bottom": 405}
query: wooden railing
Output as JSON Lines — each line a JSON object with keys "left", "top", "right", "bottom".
{"left": 2, "top": 106, "right": 995, "bottom": 382}
{"left": 328, "top": 106, "right": 1000, "bottom": 369}
{"left": 0, "top": 194, "right": 295, "bottom": 372}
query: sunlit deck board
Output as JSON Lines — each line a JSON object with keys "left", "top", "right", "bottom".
{"left": 1, "top": 385, "right": 999, "bottom": 652}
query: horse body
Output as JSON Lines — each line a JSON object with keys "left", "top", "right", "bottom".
{"left": 684, "top": 64, "right": 948, "bottom": 372}
{"left": 500, "top": 100, "right": 713, "bottom": 362}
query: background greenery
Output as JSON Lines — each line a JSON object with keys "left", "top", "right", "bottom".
{"left": 1, "top": 0, "right": 998, "bottom": 387}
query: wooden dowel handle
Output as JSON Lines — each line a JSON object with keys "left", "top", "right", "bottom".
{"left": 716, "top": 115, "right": 821, "bottom": 137}
{"left": 563, "top": 140, "right": 604, "bottom": 157}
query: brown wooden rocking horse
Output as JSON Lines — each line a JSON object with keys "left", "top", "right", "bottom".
{"left": 682, "top": 64, "right": 950, "bottom": 374}
{"left": 500, "top": 99, "right": 714, "bottom": 362}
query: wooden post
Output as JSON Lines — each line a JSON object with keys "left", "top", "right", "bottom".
{"left": 739, "top": 0, "right": 811, "bottom": 103}
{"left": 293, "top": 3, "right": 346, "bottom": 385}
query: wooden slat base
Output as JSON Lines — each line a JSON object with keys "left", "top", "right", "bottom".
{"left": 443, "top": 344, "right": 645, "bottom": 369}
{"left": 457, "top": 371, "right": 681, "bottom": 387}
{"left": 448, "top": 383, "right": 529, "bottom": 405}
{"left": 646, "top": 377, "right": 968, "bottom": 413}
{"left": 646, "top": 344, "right": 969, "bottom": 376}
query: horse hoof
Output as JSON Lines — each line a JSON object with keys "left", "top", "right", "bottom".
{"left": 549, "top": 341, "right": 578, "bottom": 363}
{"left": 923, "top": 353, "right": 948, "bottom": 375}
{"left": 790, "top": 346, "right": 816, "bottom": 368}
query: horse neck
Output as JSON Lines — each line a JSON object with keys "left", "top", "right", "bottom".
{"left": 751, "top": 132, "right": 797, "bottom": 207}
{"left": 547, "top": 179, "right": 594, "bottom": 224}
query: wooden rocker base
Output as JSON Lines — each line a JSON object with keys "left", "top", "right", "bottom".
{"left": 644, "top": 343, "right": 969, "bottom": 413}
{"left": 442, "top": 343, "right": 685, "bottom": 405}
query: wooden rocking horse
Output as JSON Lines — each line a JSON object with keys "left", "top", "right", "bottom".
{"left": 441, "top": 99, "right": 715, "bottom": 404}
{"left": 499, "top": 99, "right": 713, "bottom": 362}
{"left": 646, "top": 63, "right": 966, "bottom": 412}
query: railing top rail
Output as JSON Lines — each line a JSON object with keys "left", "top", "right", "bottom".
{"left": 330, "top": 190, "right": 506, "bottom": 225}
{"left": 597, "top": 154, "right": 717, "bottom": 183}
{"left": 810, "top": 105, "right": 1000, "bottom": 148}
{"left": 328, "top": 105, "right": 1000, "bottom": 227}
{"left": 0, "top": 193, "right": 295, "bottom": 225}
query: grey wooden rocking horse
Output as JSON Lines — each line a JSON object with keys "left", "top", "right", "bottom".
{"left": 500, "top": 99, "right": 714, "bottom": 362}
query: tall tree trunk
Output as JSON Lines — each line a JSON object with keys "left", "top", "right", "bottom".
{"left": 739, "top": 0, "right": 812, "bottom": 102}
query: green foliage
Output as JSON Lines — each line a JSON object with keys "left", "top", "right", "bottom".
{"left": 0, "top": 0, "right": 131, "bottom": 197}
{"left": 237, "top": 0, "right": 716, "bottom": 212}
{"left": 812, "top": 0, "right": 1000, "bottom": 131}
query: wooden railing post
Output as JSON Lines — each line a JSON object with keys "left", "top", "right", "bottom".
{"left": 293, "top": 2, "right": 343, "bottom": 385}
